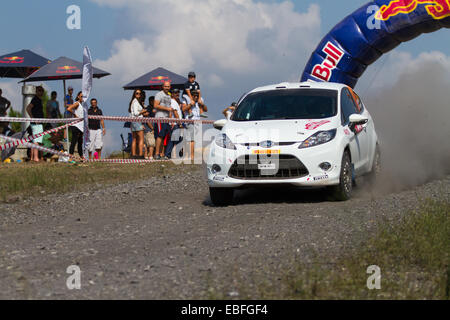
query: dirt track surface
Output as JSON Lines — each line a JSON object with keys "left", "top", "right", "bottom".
{"left": 0, "top": 166, "right": 449, "bottom": 299}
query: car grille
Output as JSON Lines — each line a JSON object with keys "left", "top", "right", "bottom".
{"left": 228, "top": 154, "right": 309, "bottom": 180}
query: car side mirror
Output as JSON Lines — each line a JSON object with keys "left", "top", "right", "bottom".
{"left": 349, "top": 114, "right": 368, "bottom": 133}
{"left": 213, "top": 119, "right": 227, "bottom": 130}
{"left": 349, "top": 114, "right": 368, "bottom": 125}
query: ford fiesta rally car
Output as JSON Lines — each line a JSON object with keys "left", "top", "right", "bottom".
{"left": 206, "top": 82, "right": 380, "bottom": 206}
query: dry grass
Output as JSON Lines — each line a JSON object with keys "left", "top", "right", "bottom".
{"left": 0, "top": 162, "right": 199, "bottom": 202}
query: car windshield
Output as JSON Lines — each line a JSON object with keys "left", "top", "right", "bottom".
{"left": 232, "top": 89, "right": 338, "bottom": 121}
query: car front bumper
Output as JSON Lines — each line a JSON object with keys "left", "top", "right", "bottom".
{"left": 206, "top": 140, "right": 343, "bottom": 188}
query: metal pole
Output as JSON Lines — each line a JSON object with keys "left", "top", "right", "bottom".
{"left": 63, "top": 79, "right": 69, "bottom": 152}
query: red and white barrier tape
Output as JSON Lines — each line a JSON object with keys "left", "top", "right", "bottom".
{"left": 0, "top": 120, "right": 81, "bottom": 151}
{"left": 0, "top": 134, "right": 74, "bottom": 159}
{"left": 88, "top": 158, "right": 171, "bottom": 164}
{"left": 1, "top": 135, "right": 175, "bottom": 164}
{"left": 0, "top": 117, "right": 79, "bottom": 123}
{"left": 0, "top": 116, "right": 215, "bottom": 124}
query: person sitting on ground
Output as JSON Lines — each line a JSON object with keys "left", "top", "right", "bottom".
{"left": 46, "top": 91, "right": 62, "bottom": 128}
{"left": 182, "top": 90, "right": 207, "bottom": 162}
{"left": 42, "top": 123, "right": 64, "bottom": 160}
{"left": 26, "top": 85, "right": 46, "bottom": 162}
{"left": 87, "top": 98, "right": 106, "bottom": 160}
{"left": 222, "top": 102, "right": 237, "bottom": 118}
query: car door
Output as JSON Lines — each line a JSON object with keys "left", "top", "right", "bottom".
{"left": 340, "top": 88, "right": 369, "bottom": 174}
{"left": 349, "top": 89, "right": 371, "bottom": 171}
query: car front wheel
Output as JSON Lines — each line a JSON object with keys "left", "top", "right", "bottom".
{"left": 209, "top": 188, "right": 234, "bottom": 206}
{"left": 331, "top": 151, "right": 353, "bottom": 201}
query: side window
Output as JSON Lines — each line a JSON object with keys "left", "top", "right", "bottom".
{"left": 340, "top": 88, "right": 359, "bottom": 125}
{"left": 352, "top": 91, "right": 364, "bottom": 113}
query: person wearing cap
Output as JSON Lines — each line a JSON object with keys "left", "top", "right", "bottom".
{"left": 223, "top": 102, "right": 237, "bottom": 118}
{"left": 183, "top": 71, "right": 201, "bottom": 106}
{"left": 182, "top": 90, "right": 207, "bottom": 162}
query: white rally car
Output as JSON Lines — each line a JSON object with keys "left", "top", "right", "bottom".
{"left": 206, "top": 82, "right": 380, "bottom": 206}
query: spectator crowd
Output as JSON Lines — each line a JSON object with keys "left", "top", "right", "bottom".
{"left": 0, "top": 71, "right": 238, "bottom": 163}
{"left": 126, "top": 71, "right": 208, "bottom": 160}
{"left": 0, "top": 71, "right": 243, "bottom": 163}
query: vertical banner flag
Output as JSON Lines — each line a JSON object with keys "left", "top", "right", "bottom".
{"left": 82, "top": 46, "right": 93, "bottom": 158}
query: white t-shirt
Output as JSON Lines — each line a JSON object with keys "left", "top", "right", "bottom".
{"left": 130, "top": 98, "right": 143, "bottom": 118}
{"left": 70, "top": 101, "right": 85, "bottom": 131}
{"left": 171, "top": 99, "right": 182, "bottom": 120}
{"left": 181, "top": 96, "right": 205, "bottom": 121}
{"left": 155, "top": 90, "right": 172, "bottom": 118}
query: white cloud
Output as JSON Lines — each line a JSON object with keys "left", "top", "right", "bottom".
{"left": 92, "top": 0, "right": 321, "bottom": 88}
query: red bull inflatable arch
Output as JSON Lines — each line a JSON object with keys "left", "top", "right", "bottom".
{"left": 301, "top": 0, "right": 450, "bottom": 88}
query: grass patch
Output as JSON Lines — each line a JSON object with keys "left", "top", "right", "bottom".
{"left": 0, "top": 162, "right": 200, "bottom": 202}
{"left": 206, "top": 200, "right": 449, "bottom": 300}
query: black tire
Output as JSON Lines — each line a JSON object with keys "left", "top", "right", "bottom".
{"left": 209, "top": 187, "right": 234, "bottom": 206}
{"left": 331, "top": 151, "right": 353, "bottom": 201}
{"left": 366, "top": 144, "right": 381, "bottom": 186}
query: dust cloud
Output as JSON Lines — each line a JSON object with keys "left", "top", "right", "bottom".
{"left": 364, "top": 60, "right": 450, "bottom": 192}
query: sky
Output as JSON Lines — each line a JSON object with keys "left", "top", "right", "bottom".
{"left": 0, "top": 0, "right": 449, "bottom": 154}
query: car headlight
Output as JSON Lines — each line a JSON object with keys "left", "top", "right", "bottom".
{"left": 215, "top": 133, "right": 237, "bottom": 150}
{"left": 299, "top": 129, "right": 337, "bottom": 149}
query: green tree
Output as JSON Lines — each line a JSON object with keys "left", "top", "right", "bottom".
{"left": 7, "top": 107, "right": 22, "bottom": 133}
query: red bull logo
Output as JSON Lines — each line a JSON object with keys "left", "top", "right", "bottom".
{"left": 148, "top": 76, "right": 171, "bottom": 84}
{"left": 0, "top": 56, "right": 24, "bottom": 64}
{"left": 56, "top": 65, "right": 80, "bottom": 74}
{"left": 375, "top": 0, "right": 450, "bottom": 20}
{"left": 311, "top": 42, "right": 344, "bottom": 82}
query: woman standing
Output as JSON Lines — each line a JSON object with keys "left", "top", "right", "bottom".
{"left": 129, "top": 89, "right": 146, "bottom": 159}
{"left": 67, "top": 91, "right": 85, "bottom": 159}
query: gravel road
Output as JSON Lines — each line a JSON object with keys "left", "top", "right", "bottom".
{"left": 0, "top": 166, "right": 449, "bottom": 299}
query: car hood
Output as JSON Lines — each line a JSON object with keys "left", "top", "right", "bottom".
{"left": 223, "top": 118, "right": 338, "bottom": 144}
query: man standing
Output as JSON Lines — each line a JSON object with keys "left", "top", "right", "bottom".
{"left": 153, "top": 81, "right": 174, "bottom": 160}
{"left": 183, "top": 71, "right": 201, "bottom": 107}
{"left": 63, "top": 86, "right": 74, "bottom": 146}
{"left": 0, "top": 88, "right": 11, "bottom": 116}
{"left": 0, "top": 88, "right": 11, "bottom": 134}
{"left": 182, "top": 90, "right": 207, "bottom": 162}
{"left": 164, "top": 89, "right": 183, "bottom": 159}
{"left": 26, "top": 86, "right": 45, "bottom": 162}
{"left": 46, "top": 91, "right": 62, "bottom": 127}
{"left": 87, "top": 98, "right": 106, "bottom": 160}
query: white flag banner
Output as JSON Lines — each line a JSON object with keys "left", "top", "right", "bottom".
{"left": 82, "top": 46, "right": 93, "bottom": 158}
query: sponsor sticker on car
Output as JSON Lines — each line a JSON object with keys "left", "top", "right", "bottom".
{"left": 252, "top": 150, "right": 281, "bottom": 155}
{"left": 313, "top": 175, "right": 329, "bottom": 181}
{"left": 258, "top": 163, "right": 277, "bottom": 170}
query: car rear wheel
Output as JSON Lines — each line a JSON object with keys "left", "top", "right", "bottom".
{"left": 331, "top": 151, "right": 353, "bottom": 201}
{"left": 209, "top": 188, "right": 234, "bottom": 206}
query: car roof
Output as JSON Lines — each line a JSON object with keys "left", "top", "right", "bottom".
{"left": 247, "top": 81, "right": 347, "bottom": 94}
